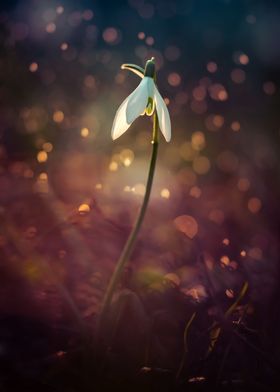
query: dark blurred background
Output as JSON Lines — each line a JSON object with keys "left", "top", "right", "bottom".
{"left": 0, "top": 0, "right": 280, "bottom": 390}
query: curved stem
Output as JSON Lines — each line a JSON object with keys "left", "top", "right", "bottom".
{"left": 98, "top": 113, "right": 159, "bottom": 330}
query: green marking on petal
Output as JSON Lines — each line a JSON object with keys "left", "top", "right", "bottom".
{"left": 145, "top": 97, "right": 155, "bottom": 116}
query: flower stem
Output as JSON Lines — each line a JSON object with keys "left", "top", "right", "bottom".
{"left": 98, "top": 113, "right": 159, "bottom": 330}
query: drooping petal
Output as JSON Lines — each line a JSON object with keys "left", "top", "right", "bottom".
{"left": 146, "top": 77, "right": 155, "bottom": 98}
{"left": 111, "top": 95, "right": 132, "bottom": 140}
{"left": 126, "top": 77, "right": 149, "bottom": 124}
{"left": 154, "top": 87, "right": 171, "bottom": 142}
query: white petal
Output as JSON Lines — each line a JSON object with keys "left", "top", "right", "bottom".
{"left": 111, "top": 94, "right": 131, "bottom": 140}
{"left": 126, "top": 77, "right": 149, "bottom": 124}
{"left": 154, "top": 87, "right": 171, "bottom": 142}
{"left": 146, "top": 77, "right": 155, "bottom": 98}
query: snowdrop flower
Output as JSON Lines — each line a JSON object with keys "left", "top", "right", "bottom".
{"left": 99, "top": 58, "right": 170, "bottom": 327}
{"left": 111, "top": 58, "right": 171, "bottom": 142}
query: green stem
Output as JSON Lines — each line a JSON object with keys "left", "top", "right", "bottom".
{"left": 98, "top": 113, "right": 159, "bottom": 330}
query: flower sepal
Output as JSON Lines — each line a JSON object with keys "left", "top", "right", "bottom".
{"left": 121, "top": 63, "right": 144, "bottom": 78}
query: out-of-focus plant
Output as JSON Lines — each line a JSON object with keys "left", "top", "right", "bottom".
{"left": 206, "top": 280, "right": 249, "bottom": 356}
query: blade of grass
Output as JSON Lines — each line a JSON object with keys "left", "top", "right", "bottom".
{"left": 176, "top": 312, "right": 196, "bottom": 380}
{"left": 206, "top": 281, "right": 249, "bottom": 357}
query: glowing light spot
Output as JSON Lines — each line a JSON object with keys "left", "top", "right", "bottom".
{"left": 53, "top": 110, "right": 64, "bottom": 123}
{"left": 138, "top": 31, "right": 145, "bottom": 40}
{"left": 240, "top": 250, "right": 246, "bottom": 257}
{"left": 38, "top": 172, "right": 48, "bottom": 181}
{"left": 81, "top": 127, "right": 89, "bottom": 137}
{"left": 231, "top": 68, "right": 246, "bottom": 84}
{"left": 42, "top": 142, "right": 53, "bottom": 152}
{"left": 205, "top": 114, "right": 224, "bottom": 131}
{"left": 56, "top": 350, "right": 66, "bottom": 357}
{"left": 209, "top": 84, "right": 228, "bottom": 101}
{"left": 213, "top": 115, "right": 224, "bottom": 127}
{"left": 182, "top": 285, "right": 207, "bottom": 302}
{"left": 35, "top": 173, "right": 49, "bottom": 192}
{"left": 220, "top": 255, "right": 230, "bottom": 266}
{"left": 168, "top": 72, "right": 181, "bottom": 87}
{"left": 120, "top": 149, "right": 134, "bottom": 166}
{"left": 123, "top": 158, "right": 131, "bottom": 167}
{"left": 29, "top": 62, "right": 38, "bottom": 72}
{"left": 191, "top": 131, "right": 206, "bottom": 151}
{"left": 174, "top": 215, "right": 198, "bottom": 239}
{"left": 218, "top": 90, "right": 228, "bottom": 101}
{"left": 124, "top": 185, "right": 131, "bottom": 192}
{"left": 164, "top": 97, "right": 170, "bottom": 105}
{"left": 238, "top": 178, "right": 250, "bottom": 192}
{"left": 189, "top": 186, "right": 201, "bottom": 198}
{"left": 226, "top": 289, "right": 234, "bottom": 298}
{"left": 208, "top": 209, "right": 224, "bottom": 224}
{"left": 193, "top": 156, "right": 211, "bottom": 175}
{"left": 56, "top": 6, "right": 64, "bottom": 14}
{"left": 263, "top": 81, "right": 276, "bottom": 95}
{"left": 239, "top": 53, "right": 249, "bottom": 65}
{"left": 193, "top": 86, "right": 206, "bottom": 101}
{"left": 133, "top": 183, "right": 146, "bottom": 196}
{"left": 145, "top": 36, "right": 154, "bottom": 46}
{"left": 248, "top": 197, "right": 261, "bottom": 214}
{"left": 95, "top": 183, "right": 102, "bottom": 189}
{"left": 160, "top": 188, "right": 170, "bottom": 199}
{"left": 37, "top": 151, "right": 48, "bottom": 163}
{"left": 78, "top": 203, "right": 90, "bottom": 213}
{"left": 46, "top": 22, "right": 56, "bottom": 33}
{"left": 60, "top": 42, "right": 68, "bottom": 51}
{"left": 109, "top": 161, "right": 118, "bottom": 171}
{"left": 207, "top": 61, "right": 217, "bottom": 73}
{"left": 103, "top": 27, "right": 120, "bottom": 44}
{"left": 231, "top": 121, "right": 240, "bottom": 131}
{"left": 223, "top": 238, "right": 230, "bottom": 246}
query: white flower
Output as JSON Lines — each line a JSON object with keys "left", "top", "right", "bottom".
{"left": 111, "top": 75, "right": 171, "bottom": 142}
